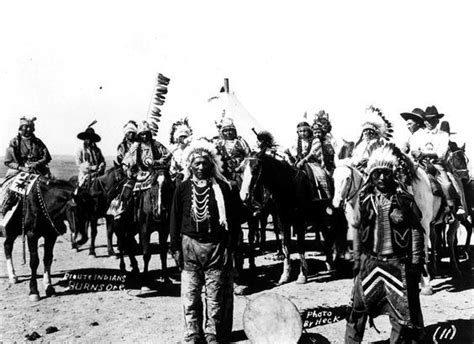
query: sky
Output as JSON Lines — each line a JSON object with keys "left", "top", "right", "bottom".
{"left": 1, "top": 1, "right": 473, "bottom": 162}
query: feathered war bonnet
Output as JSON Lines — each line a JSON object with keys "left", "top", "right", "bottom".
{"left": 366, "top": 143, "right": 400, "bottom": 177}
{"left": 360, "top": 105, "right": 394, "bottom": 140}
{"left": 170, "top": 118, "right": 193, "bottom": 144}
{"left": 181, "top": 139, "right": 228, "bottom": 183}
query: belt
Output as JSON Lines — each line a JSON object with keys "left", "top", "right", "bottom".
{"left": 365, "top": 251, "right": 406, "bottom": 262}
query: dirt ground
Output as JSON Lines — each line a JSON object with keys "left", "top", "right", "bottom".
{"left": 1, "top": 224, "right": 473, "bottom": 344}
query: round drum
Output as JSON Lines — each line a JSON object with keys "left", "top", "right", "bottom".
{"left": 243, "top": 292, "right": 302, "bottom": 344}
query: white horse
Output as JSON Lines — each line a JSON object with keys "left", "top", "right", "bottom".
{"left": 332, "top": 162, "right": 442, "bottom": 295}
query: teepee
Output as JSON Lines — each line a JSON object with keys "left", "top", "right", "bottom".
{"left": 191, "top": 79, "right": 264, "bottom": 144}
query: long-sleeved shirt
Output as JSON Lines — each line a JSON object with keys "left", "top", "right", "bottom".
{"left": 76, "top": 144, "right": 106, "bottom": 186}
{"left": 409, "top": 127, "right": 449, "bottom": 162}
{"left": 4, "top": 135, "right": 51, "bottom": 177}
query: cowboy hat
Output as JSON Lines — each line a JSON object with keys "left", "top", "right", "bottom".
{"left": 400, "top": 108, "right": 425, "bottom": 124}
{"left": 423, "top": 105, "right": 444, "bottom": 120}
{"left": 77, "top": 127, "right": 101, "bottom": 142}
{"left": 439, "top": 121, "right": 456, "bottom": 135}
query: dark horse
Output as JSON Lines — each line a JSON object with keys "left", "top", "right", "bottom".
{"left": 129, "top": 167, "right": 174, "bottom": 289}
{"left": 240, "top": 153, "right": 317, "bottom": 284}
{"left": 442, "top": 146, "right": 473, "bottom": 274}
{"left": 3, "top": 176, "right": 86, "bottom": 301}
{"left": 75, "top": 164, "right": 127, "bottom": 256}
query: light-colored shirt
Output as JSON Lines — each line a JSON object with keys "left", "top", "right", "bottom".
{"left": 409, "top": 128, "right": 449, "bottom": 160}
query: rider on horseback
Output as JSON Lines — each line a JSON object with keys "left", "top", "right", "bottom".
{"left": 76, "top": 121, "right": 106, "bottom": 189}
{"left": 117, "top": 120, "right": 138, "bottom": 164}
{"left": 350, "top": 106, "right": 393, "bottom": 171}
{"left": 2, "top": 116, "right": 52, "bottom": 216}
{"left": 285, "top": 112, "right": 335, "bottom": 200}
{"left": 409, "top": 106, "right": 464, "bottom": 220}
{"left": 213, "top": 117, "right": 251, "bottom": 188}
{"left": 118, "top": 121, "right": 171, "bottom": 213}
{"left": 400, "top": 108, "right": 425, "bottom": 153}
{"left": 4, "top": 116, "right": 52, "bottom": 178}
{"left": 169, "top": 118, "right": 193, "bottom": 185}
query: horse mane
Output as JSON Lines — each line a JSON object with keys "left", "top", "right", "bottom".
{"left": 47, "top": 178, "right": 76, "bottom": 191}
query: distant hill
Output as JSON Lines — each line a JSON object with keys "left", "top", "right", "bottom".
{"left": 0, "top": 155, "right": 116, "bottom": 180}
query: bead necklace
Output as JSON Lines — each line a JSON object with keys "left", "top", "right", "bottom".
{"left": 191, "top": 180, "right": 210, "bottom": 230}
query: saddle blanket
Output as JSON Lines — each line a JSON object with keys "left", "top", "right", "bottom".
{"left": 9, "top": 172, "right": 39, "bottom": 196}
{"left": 133, "top": 171, "right": 153, "bottom": 192}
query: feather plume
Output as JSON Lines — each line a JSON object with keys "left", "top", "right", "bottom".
{"left": 87, "top": 120, "right": 97, "bottom": 128}
{"left": 146, "top": 73, "right": 170, "bottom": 136}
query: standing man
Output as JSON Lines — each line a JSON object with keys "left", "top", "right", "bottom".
{"left": 117, "top": 120, "right": 138, "bottom": 164}
{"left": 76, "top": 121, "right": 106, "bottom": 189}
{"left": 170, "top": 140, "right": 243, "bottom": 344}
{"left": 4, "top": 116, "right": 52, "bottom": 178}
{"left": 345, "top": 143, "right": 425, "bottom": 344}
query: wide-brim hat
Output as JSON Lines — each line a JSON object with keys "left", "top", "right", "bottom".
{"left": 423, "top": 105, "right": 444, "bottom": 120}
{"left": 77, "top": 127, "right": 101, "bottom": 142}
{"left": 439, "top": 121, "right": 456, "bottom": 135}
{"left": 400, "top": 108, "right": 425, "bottom": 124}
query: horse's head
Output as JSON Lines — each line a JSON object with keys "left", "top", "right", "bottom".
{"left": 447, "top": 147, "right": 470, "bottom": 181}
{"left": 332, "top": 164, "right": 363, "bottom": 208}
{"left": 240, "top": 156, "right": 262, "bottom": 203}
{"left": 97, "top": 163, "right": 127, "bottom": 192}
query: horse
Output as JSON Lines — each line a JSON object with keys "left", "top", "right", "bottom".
{"left": 332, "top": 162, "right": 445, "bottom": 294}
{"left": 128, "top": 166, "right": 174, "bottom": 288}
{"left": 3, "top": 176, "right": 86, "bottom": 301}
{"left": 241, "top": 153, "right": 332, "bottom": 285}
{"left": 445, "top": 146, "right": 472, "bottom": 255}
{"left": 74, "top": 164, "right": 127, "bottom": 256}
{"left": 244, "top": 183, "right": 281, "bottom": 267}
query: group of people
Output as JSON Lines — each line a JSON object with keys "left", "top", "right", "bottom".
{"left": 1, "top": 104, "right": 470, "bottom": 344}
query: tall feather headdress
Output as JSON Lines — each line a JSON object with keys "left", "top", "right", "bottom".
{"left": 361, "top": 105, "right": 393, "bottom": 140}
{"left": 147, "top": 73, "right": 171, "bottom": 137}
